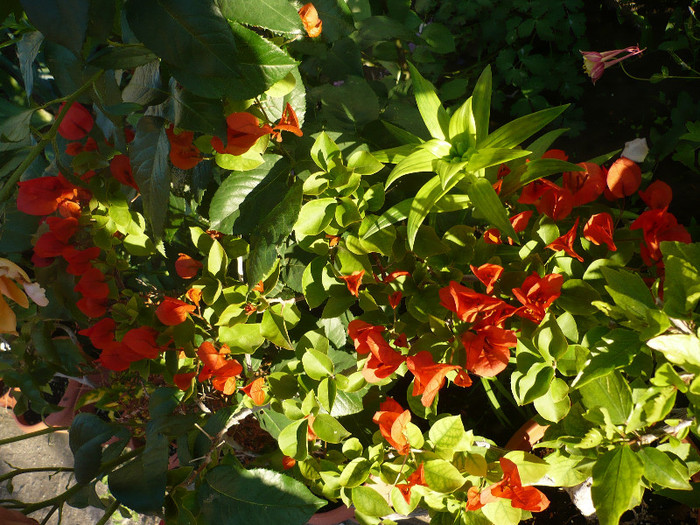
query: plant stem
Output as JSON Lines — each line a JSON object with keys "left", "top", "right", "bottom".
{"left": 40, "top": 504, "right": 59, "bottom": 525}
{"left": 0, "top": 69, "right": 104, "bottom": 204}
{"left": 0, "top": 466, "right": 73, "bottom": 483}
{"left": 95, "top": 499, "right": 120, "bottom": 525}
{"left": 22, "top": 481, "right": 85, "bottom": 514}
{"left": 0, "top": 426, "right": 70, "bottom": 446}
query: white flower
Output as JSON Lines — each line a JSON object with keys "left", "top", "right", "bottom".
{"left": 23, "top": 282, "right": 48, "bottom": 307}
{"left": 621, "top": 138, "right": 649, "bottom": 163}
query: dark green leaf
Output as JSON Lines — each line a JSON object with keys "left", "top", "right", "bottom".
{"left": 21, "top": 0, "right": 88, "bottom": 56}
{"left": 131, "top": 116, "right": 171, "bottom": 239}
{"left": 218, "top": 0, "right": 303, "bottom": 35}
{"left": 480, "top": 105, "right": 568, "bottom": 149}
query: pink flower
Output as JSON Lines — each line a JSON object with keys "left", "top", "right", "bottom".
{"left": 580, "top": 46, "right": 645, "bottom": 84}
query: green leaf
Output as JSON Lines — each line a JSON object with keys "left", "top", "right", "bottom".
{"left": 302, "top": 348, "right": 335, "bottom": 380}
{"left": 646, "top": 334, "right": 700, "bottom": 371}
{"left": 465, "top": 173, "right": 518, "bottom": 241}
{"left": 131, "top": 116, "right": 171, "bottom": 239}
{"left": 218, "top": 323, "right": 264, "bottom": 353}
{"left": 294, "top": 198, "right": 337, "bottom": 236}
{"left": 21, "top": 0, "right": 88, "bottom": 56}
{"left": 70, "top": 414, "right": 126, "bottom": 484}
{"left": 0, "top": 109, "right": 34, "bottom": 142}
{"left": 172, "top": 89, "right": 226, "bottom": 137}
{"left": 247, "top": 181, "right": 303, "bottom": 286}
{"left": 352, "top": 486, "right": 393, "bottom": 517}
{"left": 108, "top": 440, "right": 168, "bottom": 512}
{"left": 385, "top": 142, "right": 447, "bottom": 188}
{"left": 533, "top": 378, "right": 570, "bottom": 422}
{"left": 423, "top": 459, "right": 465, "bottom": 493}
{"left": 87, "top": 44, "right": 158, "bottom": 69}
{"left": 339, "top": 458, "right": 371, "bottom": 488}
{"left": 311, "top": 413, "right": 349, "bottom": 443}
{"left": 201, "top": 465, "right": 325, "bottom": 524}
{"left": 574, "top": 329, "right": 641, "bottom": 388}
{"left": 662, "top": 241, "right": 700, "bottom": 319}
{"left": 500, "top": 158, "right": 583, "bottom": 196}
{"left": 317, "top": 377, "right": 336, "bottom": 413}
{"left": 578, "top": 372, "right": 632, "bottom": 425}
{"left": 260, "top": 303, "right": 301, "bottom": 350}
{"left": 471, "top": 66, "right": 492, "bottom": 143}
{"left": 602, "top": 267, "right": 655, "bottom": 319}
{"left": 591, "top": 447, "right": 644, "bottom": 525}
{"left": 428, "top": 415, "right": 466, "bottom": 451}
{"left": 278, "top": 419, "right": 309, "bottom": 460}
{"left": 407, "top": 175, "right": 447, "bottom": 248}
{"left": 638, "top": 447, "right": 692, "bottom": 490}
{"left": 347, "top": 150, "right": 384, "bottom": 175}
{"left": 310, "top": 131, "right": 341, "bottom": 172}
{"left": 480, "top": 105, "right": 568, "bottom": 149}
{"left": 209, "top": 155, "right": 285, "bottom": 232}
{"left": 408, "top": 62, "right": 449, "bottom": 140}
{"left": 464, "top": 148, "right": 531, "bottom": 175}
{"left": 420, "top": 22, "right": 455, "bottom": 54}
{"left": 218, "top": 0, "right": 303, "bottom": 35}
{"left": 361, "top": 198, "right": 411, "bottom": 239}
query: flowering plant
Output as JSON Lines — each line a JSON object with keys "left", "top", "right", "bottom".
{"left": 0, "top": 2, "right": 699, "bottom": 525}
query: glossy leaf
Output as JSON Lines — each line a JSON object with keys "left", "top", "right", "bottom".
{"left": 302, "top": 348, "right": 335, "bottom": 380}
{"left": 480, "top": 105, "right": 568, "bottom": 149}
{"left": 278, "top": 419, "right": 309, "bottom": 460}
{"left": 352, "top": 486, "right": 393, "bottom": 517}
{"left": 428, "top": 415, "right": 465, "bottom": 451}
{"left": 385, "top": 147, "right": 440, "bottom": 188}
{"left": 465, "top": 173, "right": 518, "bottom": 241}
{"left": 408, "top": 62, "right": 449, "bottom": 140}
{"left": 131, "top": 116, "right": 171, "bottom": 239}
{"left": 578, "top": 372, "right": 632, "bottom": 425}
{"left": 638, "top": 447, "right": 692, "bottom": 490}
{"left": 591, "top": 447, "right": 644, "bottom": 525}
{"left": 311, "top": 413, "right": 349, "bottom": 443}
{"left": 218, "top": 0, "right": 303, "bottom": 35}
{"left": 423, "top": 459, "right": 465, "bottom": 493}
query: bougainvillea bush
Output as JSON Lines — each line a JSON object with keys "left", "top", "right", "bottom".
{"left": 1, "top": 2, "right": 700, "bottom": 525}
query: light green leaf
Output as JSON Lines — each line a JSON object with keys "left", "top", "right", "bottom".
{"left": 294, "top": 198, "right": 337, "bottom": 236}
{"left": 278, "top": 419, "right": 309, "bottom": 459}
{"left": 408, "top": 62, "right": 449, "bottom": 140}
{"left": 302, "top": 348, "right": 335, "bottom": 380}
{"left": 218, "top": 323, "right": 264, "bottom": 353}
{"left": 428, "top": 415, "right": 466, "bottom": 451}
{"left": 311, "top": 413, "right": 349, "bottom": 443}
{"left": 385, "top": 147, "right": 439, "bottom": 188}
{"left": 578, "top": 372, "right": 632, "bottom": 425}
{"left": 480, "top": 105, "right": 568, "bottom": 150}
{"left": 352, "top": 486, "right": 393, "bottom": 517}
{"left": 423, "top": 459, "right": 465, "bottom": 493}
{"left": 646, "top": 334, "right": 700, "bottom": 370}
{"left": 465, "top": 173, "right": 518, "bottom": 241}
{"left": 638, "top": 447, "right": 692, "bottom": 490}
{"left": 591, "top": 447, "right": 644, "bottom": 525}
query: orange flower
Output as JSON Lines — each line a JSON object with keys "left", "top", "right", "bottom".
{"left": 282, "top": 456, "right": 296, "bottom": 470}
{"left": 396, "top": 464, "right": 426, "bottom": 504}
{"left": 175, "top": 253, "right": 203, "bottom": 279}
{"left": 165, "top": 125, "right": 202, "bottom": 170}
{"left": 173, "top": 371, "right": 197, "bottom": 391}
{"left": 76, "top": 296, "right": 108, "bottom": 318}
{"left": 252, "top": 280, "right": 264, "bottom": 293}
{"left": 562, "top": 162, "right": 605, "bottom": 206}
{"left": 109, "top": 154, "right": 139, "bottom": 190}
{"left": 372, "top": 398, "right": 411, "bottom": 455}
{"left": 545, "top": 217, "right": 583, "bottom": 262}
{"left": 74, "top": 267, "right": 110, "bottom": 299}
{"left": 606, "top": 157, "right": 641, "bottom": 198}
{"left": 156, "top": 296, "right": 196, "bottom": 326}
{"left": 348, "top": 320, "right": 405, "bottom": 382}
{"left": 470, "top": 263, "right": 504, "bottom": 294}
{"left": 16, "top": 176, "right": 77, "bottom": 216}
{"left": 211, "top": 113, "right": 273, "bottom": 156}
{"left": 439, "top": 281, "right": 505, "bottom": 324}
{"left": 122, "top": 326, "right": 162, "bottom": 360}
{"left": 271, "top": 103, "right": 303, "bottom": 142}
{"left": 197, "top": 341, "right": 242, "bottom": 395}
{"left": 388, "top": 291, "right": 402, "bottom": 309}
{"left": 57, "top": 102, "right": 94, "bottom": 140}
{"left": 583, "top": 213, "right": 616, "bottom": 251}
{"left": 186, "top": 287, "right": 202, "bottom": 307}
{"left": 512, "top": 272, "right": 563, "bottom": 324}
{"left": 630, "top": 208, "right": 691, "bottom": 264}
{"left": 62, "top": 246, "right": 101, "bottom": 276}
{"left": 462, "top": 326, "right": 517, "bottom": 377}
{"left": 78, "top": 318, "right": 116, "bottom": 350}
{"left": 299, "top": 3, "right": 322, "bottom": 38}
{"left": 406, "top": 351, "right": 460, "bottom": 407}
{"left": 338, "top": 270, "right": 365, "bottom": 297}
{"left": 479, "top": 457, "right": 550, "bottom": 512}
{"left": 241, "top": 377, "right": 266, "bottom": 405}
{"left": 638, "top": 180, "right": 672, "bottom": 210}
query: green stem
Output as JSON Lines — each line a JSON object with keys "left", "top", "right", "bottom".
{"left": 0, "top": 426, "right": 70, "bottom": 446}
{"left": 39, "top": 504, "right": 59, "bottom": 525}
{"left": 0, "top": 69, "right": 104, "bottom": 204}
{"left": 95, "top": 499, "right": 120, "bottom": 525}
{"left": 480, "top": 377, "right": 511, "bottom": 429}
{"left": 22, "top": 482, "right": 85, "bottom": 513}
{"left": 0, "top": 467, "right": 73, "bottom": 483}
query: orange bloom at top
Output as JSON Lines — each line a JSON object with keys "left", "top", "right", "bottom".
{"left": 175, "top": 253, "right": 203, "bottom": 279}
{"left": 211, "top": 112, "right": 273, "bottom": 156}
{"left": 478, "top": 457, "right": 550, "bottom": 512}
{"left": 606, "top": 157, "right": 641, "bottom": 198}
{"left": 156, "top": 296, "right": 196, "bottom": 326}
{"left": 271, "top": 103, "right": 303, "bottom": 142}
{"left": 338, "top": 270, "right": 365, "bottom": 297}
{"left": 299, "top": 3, "right": 322, "bottom": 38}
{"left": 372, "top": 398, "right": 411, "bottom": 455}
{"left": 545, "top": 217, "right": 583, "bottom": 262}
{"left": 197, "top": 341, "right": 243, "bottom": 395}
{"left": 512, "top": 272, "right": 563, "bottom": 324}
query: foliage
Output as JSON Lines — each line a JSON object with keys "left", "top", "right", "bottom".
{"left": 0, "top": 2, "right": 699, "bottom": 525}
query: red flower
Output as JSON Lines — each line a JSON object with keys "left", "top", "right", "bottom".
{"left": 562, "top": 162, "right": 605, "bottom": 206}
{"left": 536, "top": 184, "right": 574, "bottom": 221}
{"left": 439, "top": 281, "right": 504, "bottom": 323}
{"left": 372, "top": 398, "right": 411, "bottom": 455}
{"left": 175, "top": 253, "right": 203, "bottom": 279}
{"left": 77, "top": 296, "right": 108, "bottom": 318}
{"left": 299, "top": 3, "right": 322, "bottom": 38}
{"left": 165, "top": 125, "right": 202, "bottom": 170}
{"left": 462, "top": 326, "right": 517, "bottom": 377}
{"left": 388, "top": 291, "right": 402, "bottom": 309}
{"left": 97, "top": 341, "right": 131, "bottom": 371}
{"left": 479, "top": 457, "right": 550, "bottom": 512}
{"left": 454, "top": 369, "right": 473, "bottom": 387}
{"left": 65, "top": 137, "right": 98, "bottom": 156}
{"left": 16, "top": 176, "right": 77, "bottom": 216}
{"left": 630, "top": 208, "right": 691, "bottom": 264}
{"left": 74, "top": 267, "right": 110, "bottom": 300}
{"left": 349, "top": 320, "right": 405, "bottom": 381}
{"left": 122, "top": 326, "right": 161, "bottom": 360}
{"left": 606, "top": 157, "right": 641, "bottom": 198}
{"left": 483, "top": 211, "right": 532, "bottom": 246}
{"left": 271, "top": 103, "right": 303, "bottom": 142}
{"left": 583, "top": 213, "right": 617, "bottom": 251}
{"left": 186, "top": 287, "right": 202, "bottom": 307}
{"left": 156, "top": 296, "right": 196, "bottom": 326}
{"left": 282, "top": 456, "right": 296, "bottom": 470}
{"left": 396, "top": 464, "right": 426, "bottom": 504}
{"left": 197, "top": 341, "right": 242, "bottom": 395}
{"left": 241, "top": 377, "right": 266, "bottom": 405}
{"left": 57, "top": 102, "right": 94, "bottom": 140}
{"left": 638, "top": 180, "right": 672, "bottom": 210}
{"left": 466, "top": 486, "right": 485, "bottom": 511}
{"left": 62, "top": 246, "right": 101, "bottom": 275}
{"left": 109, "top": 154, "right": 139, "bottom": 190}
{"left": 470, "top": 263, "right": 504, "bottom": 294}
{"left": 173, "top": 371, "right": 197, "bottom": 391}
{"left": 541, "top": 149, "right": 568, "bottom": 161}
{"left": 211, "top": 113, "right": 273, "bottom": 156}
{"left": 545, "top": 217, "right": 583, "bottom": 262}
{"left": 518, "top": 179, "right": 552, "bottom": 205}
{"left": 78, "top": 317, "right": 116, "bottom": 350}
{"left": 338, "top": 270, "right": 365, "bottom": 297}
{"left": 406, "top": 351, "right": 460, "bottom": 407}
{"left": 394, "top": 333, "right": 408, "bottom": 347}
{"left": 512, "top": 272, "right": 563, "bottom": 323}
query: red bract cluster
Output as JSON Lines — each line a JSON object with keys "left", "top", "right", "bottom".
{"left": 467, "top": 458, "right": 550, "bottom": 512}
{"left": 166, "top": 125, "right": 202, "bottom": 170}
{"left": 631, "top": 207, "right": 691, "bottom": 265}
{"left": 348, "top": 320, "right": 406, "bottom": 382}
{"left": 372, "top": 398, "right": 411, "bottom": 455}
{"left": 512, "top": 273, "right": 563, "bottom": 323}
{"left": 80, "top": 322, "right": 165, "bottom": 372}
{"left": 196, "top": 341, "right": 243, "bottom": 395}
